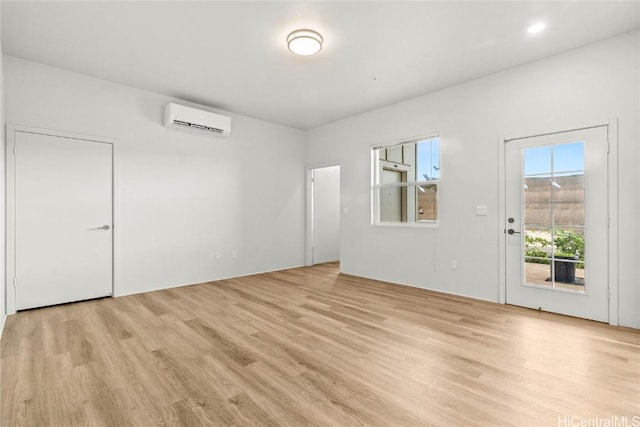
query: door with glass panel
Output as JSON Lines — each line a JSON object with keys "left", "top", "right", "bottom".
{"left": 505, "top": 126, "right": 609, "bottom": 322}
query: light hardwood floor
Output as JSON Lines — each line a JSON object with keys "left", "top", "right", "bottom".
{"left": 1, "top": 263, "right": 638, "bottom": 426}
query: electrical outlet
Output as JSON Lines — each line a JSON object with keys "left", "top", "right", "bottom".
{"left": 450, "top": 260, "right": 458, "bottom": 270}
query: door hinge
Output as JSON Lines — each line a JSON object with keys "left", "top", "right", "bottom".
{"left": 13, "top": 277, "right": 17, "bottom": 288}
{"left": 607, "top": 288, "right": 610, "bottom": 300}
{"left": 12, "top": 144, "right": 16, "bottom": 156}
{"left": 607, "top": 215, "right": 610, "bottom": 228}
{"left": 606, "top": 140, "right": 610, "bottom": 154}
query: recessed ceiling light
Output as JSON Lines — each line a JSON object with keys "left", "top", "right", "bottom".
{"left": 527, "top": 22, "right": 546, "bottom": 35}
{"left": 287, "top": 29, "right": 323, "bottom": 56}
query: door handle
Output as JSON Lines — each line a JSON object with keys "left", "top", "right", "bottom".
{"left": 507, "top": 228, "right": 520, "bottom": 235}
{"left": 90, "top": 225, "right": 111, "bottom": 231}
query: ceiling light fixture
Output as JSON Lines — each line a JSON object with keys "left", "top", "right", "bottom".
{"left": 287, "top": 29, "right": 323, "bottom": 56}
{"left": 527, "top": 22, "right": 546, "bottom": 34}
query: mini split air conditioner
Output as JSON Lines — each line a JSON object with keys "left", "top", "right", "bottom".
{"left": 164, "top": 103, "right": 231, "bottom": 137}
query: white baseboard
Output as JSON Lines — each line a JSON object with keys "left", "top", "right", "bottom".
{"left": 114, "top": 264, "right": 307, "bottom": 298}
{"left": 339, "top": 270, "right": 498, "bottom": 304}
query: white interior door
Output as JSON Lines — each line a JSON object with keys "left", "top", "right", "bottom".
{"left": 14, "top": 130, "right": 113, "bottom": 310}
{"left": 312, "top": 166, "right": 340, "bottom": 264}
{"left": 505, "top": 126, "right": 609, "bottom": 322}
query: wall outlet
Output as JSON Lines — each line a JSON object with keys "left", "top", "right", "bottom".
{"left": 232, "top": 250, "right": 238, "bottom": 258}
{"left": 450, "top": 260, "right": 458, "bottom": 270}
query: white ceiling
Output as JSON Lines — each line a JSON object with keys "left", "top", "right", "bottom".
{"left": 2, "top": 1, "right": 638, "bottom": 130}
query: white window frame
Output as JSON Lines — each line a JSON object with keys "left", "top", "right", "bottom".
{"left": 371, "top": 134, "right": 440, "bottom": 227}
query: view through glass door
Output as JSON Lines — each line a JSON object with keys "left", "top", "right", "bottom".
{"left": 505, "top": 126, "right": 609, "bottom": 322}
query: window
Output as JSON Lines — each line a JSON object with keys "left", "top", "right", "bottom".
{"left": 372, "top": 136, "right": 440, "bottom": 225}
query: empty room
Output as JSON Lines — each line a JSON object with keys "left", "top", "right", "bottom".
{"left": 0, "top": 1, "right": 638, "bottom": 426}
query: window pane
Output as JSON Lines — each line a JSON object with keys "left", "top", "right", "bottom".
{"left": 524, "top": 203, "right": 552, "bottom": 229}
{"left": 386, "top": 146, "right": 403, "bottom": 163}
{"left": 378, "top": 184, "right": 438, "bottom": 223}
{"left": 417, "top": 184, "right": 438, "bottom": 221}
{"left": 374, "top": 137, "right": 440, "bottom": 225}
{"left": 554, "top": 203, "right": 584, "bottom": 227}
{"left": 553, "top": 175, "right": 584, "bottom": 203}
{"left": 380, "top": 186, "right": 403, "bottom": 222}
{"left": 416, "top": 139, "right": 440, "bottom": 181}
{"left": 381, "top": 168, "right": 404, "bottom": 184}
{"left": 525, "top": 258, "right": 551, "bottom": 287}
{"left": 524, "top": 145, "right": 551, "bottom": 177}
{"left": 554, "top": 142, "right": 584, "bottom": 175}
{"left": 524, "top": 177, "right": 551, "bottom": 204}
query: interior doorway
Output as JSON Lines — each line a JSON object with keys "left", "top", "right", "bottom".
{"left": 307, "top": 165, "right": 340, "bottom": 265}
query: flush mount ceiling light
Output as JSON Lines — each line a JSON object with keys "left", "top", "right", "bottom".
{"left": 287, "top": 29, "right": 323, "bottom": 56}
{"left": 527, "top": 22, "right": 546, "bottom": 34}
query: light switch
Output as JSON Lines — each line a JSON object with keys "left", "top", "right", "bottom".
{"left": 476, "top": 205, "right": 488, "bottom": 216}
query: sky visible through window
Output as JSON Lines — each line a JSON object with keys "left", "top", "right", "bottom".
{"left": 524, "top": 141, "right": 585, "bottom": 177}
{"left": 417, "top": 138, "right": 440, "bottom": 181}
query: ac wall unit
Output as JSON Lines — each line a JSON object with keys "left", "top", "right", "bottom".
{"left": 164, "top": 103, "right": 231, "bottom": 137}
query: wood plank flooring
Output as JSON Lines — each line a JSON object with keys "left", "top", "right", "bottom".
{"left": 1, "top": 262, "right": 639, "bottom": 426}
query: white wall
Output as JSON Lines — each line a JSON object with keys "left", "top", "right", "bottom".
{"left": 306, "top": 31, "right": 640, "bottom": 328}
{"left": 0, "top": 7, "right": 6, "bottom": 334}
{"left": 312, "top": 165, "right": 340, "bottom": 264}
{"left": 4, "top": 55, "right": 306, "bottom": 299}
{"left": 3, "top": 32, "right": 638, "bottom": 329}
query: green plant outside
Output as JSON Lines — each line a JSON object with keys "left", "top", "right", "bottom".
{"left": 524, "top": 234, "right": 551, "bottom": 265}
{"left": 524, "top": 229, "right": 585, "bottom": 269}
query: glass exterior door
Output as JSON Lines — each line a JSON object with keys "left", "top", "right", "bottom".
{"left": 505, "top": 127, "right": 609, "bottom": 322}
{"left": 523, "top": 142, "right": 586, "bottom": 292}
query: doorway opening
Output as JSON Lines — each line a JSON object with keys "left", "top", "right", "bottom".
{"left": 307, "top": 165, "right": 341, "bottom": 266}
